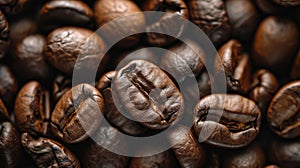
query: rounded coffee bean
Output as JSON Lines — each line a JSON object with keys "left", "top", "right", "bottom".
{"left": 265, "top": 165, "right": 280, "bottom": 168}
{"left": 45, "top": 27, "right": 107, "bottom": 76}
{"left": 0, "top": 122, "right": 23, "bottom": 168}
{"left": 142, "top": 0, "right": 188, "bottom": 46}
{"left": 222, "top": 143, "right": 265, "bottom": 168}
{"left": 0, "top": 64, "right": 18, "bottom": 108}
{"left": 21, "top": 132, "right": 81, "bottom": 168}
{"left": 194, "top": 94, "right": 261, "bottom": 148}
{"left": 267, "top": 81, "right": 300, "bottom": 138}
{"left": 249, "top": 69, "right": 279, "bottom": 113}
{"left": 273, "top": 0, "right": 300, "bottom": 6}
{"left": 52, "top": 74, "right": 72, "bottom": 103}
{"left": 9, "top": 18, "right": 37, "bottom": 45}
{"left": 167, "top": 125, "right": 205, "bottom": 168}
{"left": 0, "top": 0, "right": 32, "bottom": 15}
{"left": 226, "top": 0, "right": 260, "bottom": 42}
{"left": 252, "top": 16, "right": 299, "bottom": 71}
{"left": 13, "top": 34, "right": 53, "bottom": 82}
{"left": 0, "top": 10, "right": 9, "bottom": 59}
{"left": 215, "top": 39, "right": 251, "bottom": 94}
{"left": 51, "top": 83, "right": 105, "bottom": 143}
{"left": 39, "top": 0, "right": 93, "bottom": 33}
{"left": 188, "top": 0, "right": 231, "bottom": 46}
{"left": 97, "top": 71, "right": 147, "bottom": 135}
{"left": 94, "top": 0, "right": 145, "bottom": 48}
{"left": 290, "top": 50, "right": 300, "bottom": 79}
{"left": 14, "top": 81, "right": 51, "bottom": 136}
{"left": 112, "top": 60, "right": 184, "bottom": 130}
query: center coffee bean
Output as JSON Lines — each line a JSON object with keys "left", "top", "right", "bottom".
{"left": 113, "top": 60, "right": 184, "bottom": 130}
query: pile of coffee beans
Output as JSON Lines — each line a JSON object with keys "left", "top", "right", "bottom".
{"left": 0, "top": 0, "right": 300, "bottom": 167}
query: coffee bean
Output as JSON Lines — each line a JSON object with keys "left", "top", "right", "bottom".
{"left": 14, "top": 81, "right": 51, "bottom": 136}
{"left": 51, "top": 83, "right": 105, "bottom": 143}
{"left": 21, "top": 132, "right": 81, "bottom": 168}
{"left": 45, "top": 27, "right": 107, "bottom": 76}
{"left": 273, "top": 0, "right": 300, "bottom": 6}
{"left": 267, "top": 80, "right": 300, "bottom": 138}
{"left": 215, "top": 39, "right": 251, "bottom": 94}
{"left": 290, "top": 50, "right": 300, "bottom": 80}
{"left": 39, "top": 0, "right": 94, "bottom": 33}
{"left": 52, "top": 74, "right": 72, "bottom": 103}
{"left": 167, "top": 125, "right": 206, "bottom": 168}
{"left": 142, "top": 0, "right": 188, "bottom": 46}
{"left": 0, "top": 0, "right": 32, "bottom": 15}
{"left": 0, "top": 10, "right": 9, "bottom": 59}
{"left": 188, "top": 0, "right": 231, "bottom": 46}
{"left": 0, "top": 64, "right": 18, "bottom": 108}
{"left": 113, "top": 60, "right": 184, "bottom": 130}
{"left": 194, "top": 94, "right": 261, "bottom": 148}
{"left": 0, "top": 98, "right": 9, "bottom": 121}
{"left": 265, "top": 165, "right": 280, "bottom": 168}
{"left": 255, "top": 0, "right": 282, "bottom": 14}
{"left": 94, "top": 0, "right": 145, "bottom": 48}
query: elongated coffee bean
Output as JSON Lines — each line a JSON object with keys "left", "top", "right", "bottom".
{"left": 194, "top": 94, "right": 261, "bottom": 148}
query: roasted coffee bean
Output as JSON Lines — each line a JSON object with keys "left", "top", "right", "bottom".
{"left": 14, "top": 81, "right": 51, "bottom": 136}
{"left": 39, "top": 0, "right": 93, "bottom": 33}
{"left": 188, "top": 0, "right": 231, "bottom": 46}
{"left": 222, "top": 143, "right": 266, "bottom": 168}
{"left": 94, "top": 0, "right": 145, "bottom": 48}
{"left": 81, "top": 126, "right": 129, "bottom": 168}
{"left": 160, "top": 40, "right": 206, "bottom": 81}
{"left": 273, "top": 0, "right": 300, "bottom": 6}
{"left": 45, "top": 27, "right": 107, "bottom": 76}
{"left": 290, "top": 50, "right": 300, "bottom": 79}
{"left": 0, "top": 10, "right": 9, "bottom": 59}
{"left": 97, "top": 71, "right": 148, "bottom": 135}
{"left": 215, "top": 39, "right": 251, "bottom": 94}
{"left": 0, "top": 122, "right": 23, "bottom": 168}
{"left": 267, "top": 81, "right": 300, "bottom": 138}
{"left": 52, "top": 74, "right": 72, "bottom": 103}
{"left": 249, "top": 69, "right": 279, "bottom": 113}
{"left": 255, "top": 0, "right": 281, "bottom": 14}
{"left": 194, "top": 94, "right": 261, "bottom": 148}
{"left": 9, "top": 18, "right": 37, "bottom": 45}
{"left": 112, "top": 60, "right": 184, "bottom": 130}
{"left": 268, "top": 136, "right": 300, "bottom": 168}
{"left": 13, "top": 34, "right": 53, "bottom": 82}
{"left": 0, "top": 0, "right": 33, "bottom": 15}
{"left": 167, "top": 125, "right": 205, "bottom": 168}
{"left": 265, "top": 165, "right": 280, "bottom": 168}
{"left": 51, "top": 83, "right": 105, "bottom": 143}
{"left": 252, "top": 16, "right": 299, "bottom": 72}
{"left": 130, "top": 150, "right": 178, "bottom": 168}
{"left": 0, "top": 64, "right": 18, "bottom": 108}
{"left": 142, "top": 0, "right": 188, "bottom": 46}
{"left": 0, "top": 98, "right": 9, "bottom": 121}
{"left": 226, "top": 0, "right": 260, "bottom": 42}
{"left": 21, "top": 132, "right": 81, "bottom": 168}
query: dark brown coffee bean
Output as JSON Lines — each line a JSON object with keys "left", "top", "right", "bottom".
{"left": 0, "top": 0, "right": 32, "bottom": 15}
{"left": 0, "top": 10, "right": 9, "bottom": 59}
{"left": 194, "top": 94, "right": 261, "bottom": 148}
{"left": 39, "top": 0, "right": 93, "bottom": 33}
{"left": 215, "top": 39, "right": 251, "bottom": 94}
{"left": 9, "top": 17, "right": 37, "bottom": 45}
{"left": 113, "top": 60, "right": 184, "bottom": 130}
{"left": 97, "top": 71, "right": 148, "bottom": 135}
{"left": 130, "top": 150, "right": 178, "bottom": 168}
{"left": 265, "top": 165, "right": 280, "bottom": 168}
{"left": 45, "top": 27, "right": 107, "bottom": 76}
{"left": 226, "top": 0, "right": 260, "bottom": 42}
{"left": 222, "top": 143, "right": 266, "bottom": 168}
{"left": 267, "top": 81, "right": 300, "bottom": 138}
{"left": 0, "top": 64, "right": 18, "bottom": 108}
{"left": 252, "top": 16, "right": 299, "bottom": 72}
{"left": 21, "top": 132, "right": 81, "bottom": 168}
{"left": 94, "top": 0, "right": 145, "bottom": 48}
{"left": 249, "top": 69, "right": 279, "bottom": 114}
{"left": 160, "top": 40, "right": 206, "bottom": 81}
{"left": 255, "top": 0, "right": 282, "bottom": 14}
{"left": 53, "top": 74, "right": 72, "bottom": 103}
{"left": 81, "top": 126, "right": 129, "bottom": 168}
{"left": 167, "top": 125, "right": 205, "bottom": 168}
{"left": 0, "top": 98, "right": 9, "bottom": 121}
{"left": 13, "top": 34, "right": 53, "bottom": 82}
{"left": 188, "top": 0, "right": 231, "bottom": 46}
{"left": 290, "top": 50, "right": 300, "bottom": 80}
{"left": 142, "top": 0, "right": 189, "bottom": 46}
{"left": 14, "top": 81, "right": 51, "bottom": 136}
{"left": 51, "top": 83, "right": 105, "bottom": 143}
{"left": 0, "top": 122, "right": 23, "bottom": 168}
{"left": 273, "top": 0, "right": 300, "bottom": 6}
{"left": 268, "top": 137, "right": 300, "bottom": 168}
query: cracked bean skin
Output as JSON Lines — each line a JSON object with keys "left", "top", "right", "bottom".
{"left": 112, "top": 60, "right": 184, "bottom": 130}
{"left": 21, "top": 132, "right": 81, "bottom": 168}
{"left": 51, "top": 83, "right": 105, "bottom": 143}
